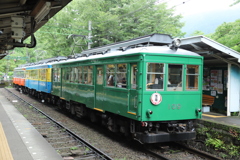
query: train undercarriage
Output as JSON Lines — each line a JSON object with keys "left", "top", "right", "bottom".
{"left": 15, "top": 85, "right": 196, "bottom": 143}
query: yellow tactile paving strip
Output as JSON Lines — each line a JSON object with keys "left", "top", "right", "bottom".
{"left": 0, "top": 122, "right": 14, "bottom": 160}
{"left": 202, "top": 113, "right": 226, "bottom": 118}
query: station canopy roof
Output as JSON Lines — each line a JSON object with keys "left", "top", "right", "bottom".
{"left": 0, "top": 0, "right": 72, "bottom": 59}
{"left": 180, "top": 36, "right": 240, "bottom": 67}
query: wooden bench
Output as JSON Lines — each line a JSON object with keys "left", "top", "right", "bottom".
{"left": 202, "top": 94, "right": 215, "bottom": 106}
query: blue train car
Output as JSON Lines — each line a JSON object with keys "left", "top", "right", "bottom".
{"left": 25, "top": 64, "right": 52, "bottom": 94}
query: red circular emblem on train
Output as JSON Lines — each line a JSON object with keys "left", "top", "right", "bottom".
{"left": 150, "top": 93, "right": 162, "bottom": 105}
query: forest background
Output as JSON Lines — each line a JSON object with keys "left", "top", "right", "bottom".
{"left": 1, "top": 0, "right": 239, "bottom": 78}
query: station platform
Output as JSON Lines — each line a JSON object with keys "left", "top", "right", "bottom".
{"left": 202, "top": 112, "right": 240, "bottom": 128}
{"left": 0, "top": 94, "right": 63, "bottom": 160}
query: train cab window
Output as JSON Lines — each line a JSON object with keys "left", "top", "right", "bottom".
{"left": 186, "top": 65, "right": 199, "bottom": 90}
{"left": 131, "top": 64, "right": 138, "bottom": 89}
{"left": 167, "top": 64, "right": 183, "bottom": 91}
{"left": 78, "top": 66, "right": 82, "bottom": 83}
{"left": 146, "top": 63, "right": 164, "bottom": 90}
{"left": 107, "top": 64, "right": 115, "bottom": 87}
{"left": 116, "top": 63, "right": 127, "bottom": 88}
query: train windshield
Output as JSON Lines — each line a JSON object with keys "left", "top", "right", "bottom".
{"left": 167, "top": 64, "right": 183, "bottom": 91}
{"left": 146, "top": 63, "right": 200, "bottom": 91}
{"left": 186, "top": 65, "right": 199, "bottom": 90}
{"left": 146, "top": 63, "right": 164, "bottom": 90}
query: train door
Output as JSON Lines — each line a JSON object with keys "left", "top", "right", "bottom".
{"left": 95, "top": 65, "right": 104, "bottom": 108}
{"left": 128, "top": 63, "right": 138, "bottom": 115}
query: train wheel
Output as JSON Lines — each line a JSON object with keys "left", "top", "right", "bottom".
{"left": 90, "top": 111, "right": 97, "bottom": 123}
{"left": 70, "top": 105, "right": 75, "bottom": 115}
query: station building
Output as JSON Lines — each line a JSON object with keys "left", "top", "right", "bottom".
{"left": 180, "top": 36, "right": 240, "bottom": 116}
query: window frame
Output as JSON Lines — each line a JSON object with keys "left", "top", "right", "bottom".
{"left": 106, "top": 63, "right": 128, "bottom": 89}
{"left": 185, "top": 65, "right": 200, "bottom": 91}
{"left": 167, "top": 64, "right": 183, "bottom": 91}
{"left": 146, "top": 63, "right": 165, "bottom": 90}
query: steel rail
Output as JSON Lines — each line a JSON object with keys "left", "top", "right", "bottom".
{"left": 173, "top": 142, "right": 223, "bottom": 160}
{"left": 144, "top": 148, "right": 170, "bottom": 160}
{"left": 5, "top": 88, "right": 113, "bottom": 160}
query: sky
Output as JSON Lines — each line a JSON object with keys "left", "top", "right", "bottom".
{"left": 166, "top": 0, "right": 240, "bottom": 16}
{"left": 163, "top": 0, "right": 240, "bottom": 36}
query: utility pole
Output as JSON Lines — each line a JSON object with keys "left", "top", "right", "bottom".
{"left": 68, "top": 20, "right": 92, "bottom": 51}
{"left": 88, "top": 21, "right": 92, "bottom": 49}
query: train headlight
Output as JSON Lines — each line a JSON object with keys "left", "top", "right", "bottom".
{"left": 196, "top": 108, "right": 202, "bottom": 116}
{"left": 146, "top": 109, "right": 153, "bottom": 118}
{"left": 174, "top": 38, "right": 181, "bottom": 47}
{"left": 170, "top": 38, "right": 181, "bottom": 50}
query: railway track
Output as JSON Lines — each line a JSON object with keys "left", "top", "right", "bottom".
{"left": 175, "top": 142, "right": 223, "bottom": 160}
{"left": 4, "top": 88, "right": 225, "bottom": 160}
{"left": 143, "top": 142, "right": 223, "bottom": 160}
{"left": 5, "top": 88, "right": 113, "bottom": 160}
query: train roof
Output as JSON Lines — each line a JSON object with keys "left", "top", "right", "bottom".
{"left": 52, "top": 45, "right": 201, "bottom": 65}
{"left": 15, "top": 34, "right": 201, "bottom": 69}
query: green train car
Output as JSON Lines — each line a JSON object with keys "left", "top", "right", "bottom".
{"left": 49, "top": 34, "right": 203, "bottom": 143}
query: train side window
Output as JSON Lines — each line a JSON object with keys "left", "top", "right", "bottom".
{"left": 78, "top": 66, "right": 82, "bottom": 83}
{"left": 57, "top": 68, "right": 61, "bottom": 82}
{"left": 31, "top": 70, "right": 34, "bottom": 79}
{"left": 30, "top": 70, "right": 34, "bottom": 79}
{"left": 131, "top": 64, "right": 138, "bottom": 89}
{"left": 87, "top": 66, "right": 93, "bottom": 85}
{"left": 64, "top": 68, "right": 70, "bottom": 83}
{"left": 53, "top": 68, "right": 61, "bottom": 82}
{"left": 167, "top": 64, "right": 183, "bottom": 91}
{"left": 97, "top": 66, "right": 103, "bottom": 85}
{"left": 53, "top": 68, "right": 58, "bottom": 82}
{"left": 73, "top": 67, "right": 78, "bottom": 83}
{"left": 116, "top": 63, "right": 127, "bottom": 88}
{"left": 40, "top": 69, "right": 46, "bottom": 81}
{"left": 83, "top": 66, "right": 88, "bottom": 84}
{"left": 106, "top": 64, "right": 115, "bottom": 87}
{"left": 31, "top": 70, "right": 38, "bottom": 80}
{"left": 186, "top": 65, "right": 199, "bottom": 90}
{"left": 70, "top": 67, "right": 77, "bottom": 83}
{"left": 146, "top": 63, "right": 164, "bottom": 90}
{"left": 29, "top": 70, "right": 32, "bottom": 79}
{"left": 70, "top": 68, "right": 73, "bottom": 82}
{"left": 26, "top": 71, "right": 29, "bottom": 79}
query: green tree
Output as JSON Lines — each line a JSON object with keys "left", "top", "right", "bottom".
{"left": 190, "top": 30, "right": 205, "bottom": 36}
{"left": 35, "top": 0, "right": 185, "bottom": 53}
{"left": 0, "top": 48, "right": 28, "bottom": 76}
{"left": 231, "top": 0, "right": 240, "bottom": 6}
{"left": 211, "top": 19, "right": 240, "bottom": 52}
{"left": 7, "top": 0, "right": 185, "bottom": 68}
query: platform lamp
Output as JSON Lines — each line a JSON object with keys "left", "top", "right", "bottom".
{"left": 30, "top": 1, "right": 51, "bottom": 23}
